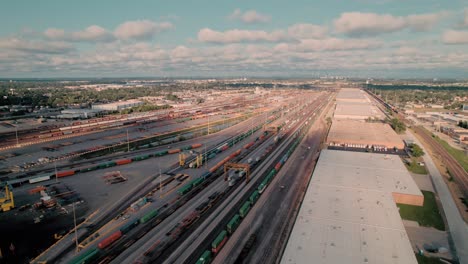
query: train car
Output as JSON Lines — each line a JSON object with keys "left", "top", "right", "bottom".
{"left": 226, "top": 214, "right": 241, "bottom": 234}
{"left": 211, "top": 230, "right": 228, "bottom": 254}
{"left": 239, "top": 201, "right": 251, "bottom": 218}
{"left": 177, "top": 184, "right": 193, "bottom": 196}
{"left": 249, "top": 190, "right": 260, "bottom": 205}
{"left": 29, "top": 175, "right": 51, "bottom": 184}
{"left": 116, "top": 159, "right": 132, "bottom": 165}
{"left": 56, "top": 170, "right": 75, "bottom": 178}
{"left": 140, "top": 209, "right": 159, "bottom": 224}
{"left": 154, "top": 150, "right": 169, "bottom": 156}
{"left": 257, "top": 177, "right": 269, "bottom": 194}
{"left": 191, "top": 177, "right": 204, "bottom": 188}
{"left": 274, "top": 161, "right": 282, "bottom": 171}
{"left": 80, "top": 165, "right": 99, "bottom": 173}
{"left": 98, "top": 230, "right": 122, "bottom": 249}
{"left": 120, "top": 219, "right": 140, "bottom": 234}
{"left": 201, "top": 172, "right": 212, "bottom": 180}
{"left": 196, "top": 250, "right": 213, "bottom": 264}
{"left": 69, "top": 248, "right": 101, "bottom": 264}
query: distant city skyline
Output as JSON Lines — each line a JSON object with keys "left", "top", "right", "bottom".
{"left": 0, "top": 0, "right": 467, "bottom": 78}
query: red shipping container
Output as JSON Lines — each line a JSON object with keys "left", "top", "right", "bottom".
{"left": 98, "top": 230, "right": 122, "bottom": 249}
{"left": 57, "top": 170, "right": 75, "bottom": 178}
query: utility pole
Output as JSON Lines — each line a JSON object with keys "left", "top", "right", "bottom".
{"left": 159, "top": 166, "right": 162, "bottom": 198}
{"left": 126, "top": 129, "right": 130, "bottom": 152}
{"left": 73, "top": 202, "right": 78, "bottom": 253}
{"left": 15, "top": 126, "right": 19, "bottom": 147}
{"left": 54, "top": 161, "right": 58, "bottom": 183}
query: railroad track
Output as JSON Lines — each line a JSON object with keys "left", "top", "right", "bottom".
{"left": 413, "top": 125, "right": 468, "bottom": 196}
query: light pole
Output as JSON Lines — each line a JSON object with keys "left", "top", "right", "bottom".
{"left": 73, "top": 202, "right": 78, "bottom": 253}
{"left": 15, "top": 126, "right": 19, "bottom": 147}
{"left": 54, "top": 161, "right": 58, "bottom": 183}
{"left": 126, "top": 129, "right": 130, "bottom": 152}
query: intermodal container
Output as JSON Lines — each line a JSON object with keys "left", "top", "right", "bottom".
{"left": 140, "top": 209, "right": 159, "bottom": 224}
{"left": 177, "top": 184, "right": 193, "bottom": 196}
{"left": 168, "top": 149, "right": 181, "bottom": 154}
{"left": 274, "top": 162, "right": 282, "bottom": 171}
{"left": 221, "top": 145, "right": 229, "bottom": 151}
{"left": 155, "top": 150, "right": 168, "bottom": 156}
{"left": 229, "top": 149, "right": 241, "bottom": 159}
{"left": 69, "top": 248, "right": 100, "bottom": 264}
{"left": 207, "top": 153, "right": 216, "bottom": 159}
{"left": 191, "top": 143, "right": 202, "bottom": 149}
{"left": 116, "top": 159, "right": 132, "bottom": 165}
{"left": 182, "top": 145, "right": 193, "bottom": 151}
{"left": 249, "top": 190, "right": 260, "bottom": 204}
{"left": 239, "top": 201, "right": 251, "bottom": 218}
{"left": 243, "top": 142, "right": 254, "bottom": 149}
{"left": 120, "top": 219, "right": 139, "bottom": 234}
{"left": 192, "top": 177, "right": 204, "bottom": 187}
{"left": 211, "top": 230, "right": 228, "bottom": 254}
{"left": 201, "top": 172, "right": 212, "bottom": 179}
{"left": 196, "top": 250, "right": 213, "bottom": 264}
{"left": 57, "top": 170, "right": 75, "bottom": 178}
{"left": 98, "top": 230, "right": 122, "bottom": 249}
{"left": 227, "top": 214, "right": 241, "bottom": 234}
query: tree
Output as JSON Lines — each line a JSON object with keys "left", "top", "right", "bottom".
{"left": 389, "top": 118, "right": 406, "bottom": 134}
{"left": 410, "top": 143, "right": 425, "bottom": 157}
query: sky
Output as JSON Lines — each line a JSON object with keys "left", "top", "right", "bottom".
{"left": 1, "top": 0, "right": 468, "bottom": 79}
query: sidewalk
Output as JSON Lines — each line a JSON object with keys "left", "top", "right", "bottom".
{"left": 404, "top": 130, "right": 468, "bottom": 263}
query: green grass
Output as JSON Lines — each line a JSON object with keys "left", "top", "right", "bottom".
{"left": 397, "top": 191, "right": 445, "bottom": 231}
{"left": 415, "top": 254, "right": 446, "bottom": 264}
{"left": 405, "top": 159, "right": 428, "bottom": 174}
{"left": 433, "top": 136, "right": 468, "bottom": 172}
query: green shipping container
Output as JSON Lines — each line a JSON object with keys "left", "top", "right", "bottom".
{"left": 155, "top": 150, "right": 168, "bottom": 156}
{"left": 177, "top": 184, "right": 193, "bottom": 196}
{"left": 140, "top": 209, "right": 159, "bottom": 224}
{"left": 182, "top": 145, "right": 192, "bottom": 150}
{"left": 98, "top": 163, "right": 109, "bottom": 169}
{"left": 196, "top": 250, "right": 212, "bottom": 264}
{"left": 107, "top": 161, "right": 117, "bottom": 167}
{"left": 227, "top": 214, "right": 241, "bottom": 234}
{"left": 68, "top": 248, "right": 100, "bottom": 264}
{"left": 191, "top": 177, "right": 204, "bottom": 187}
{"left": 239, "top": 201, "right": 251, "bottom": 218}
{"left": 249, "top": 190, "right": 260, "bottom": 204}
{"left": 212, "top": 230, "right": 228, "bottom": 248}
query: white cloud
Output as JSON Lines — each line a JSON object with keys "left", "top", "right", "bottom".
{"left": 44, "top": 28, "right": 65, "bottom": 39}
{"left": 334, "top": 11, "right": 447, "bottom": 36}
{"left": 0, "top": 37, "right": 74, "bottom": 54}
{"left": 287, "top": 23, "right": 328, "bottom": 39}
{"left": 198, "top": 28, "right": 288, "bottom": 43}
{"left": 277, "top": 37, "right": 382, "bottom": 52}
{"left": 442, "top": 29, "right": 468, "bottom": 44}
{"left": 44, "top": 25, "right": 113, "bottom": 42}
{"left": 114, "top": 20, "right": 173, "bottom": 40}
{"left": 72, "top": 25, "right": 113, "bottom": 42}
{"left": 229, "top": 9, "right": 271, "bottom": 24}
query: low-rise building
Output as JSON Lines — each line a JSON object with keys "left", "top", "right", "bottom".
{"left": 92, "top": 100, "right": 143, "bottom": 111}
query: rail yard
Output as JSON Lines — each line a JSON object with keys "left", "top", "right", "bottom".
{"left": 0, "top": 84, "right": 335, "bottom": 264}
{"left": 1, "top": 80, "right": 466, "bottom": 264}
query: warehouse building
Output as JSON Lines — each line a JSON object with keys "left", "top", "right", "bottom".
{"left": 327, "top": 119, "right": 405, "bottom": 150}
{"left": 57, "top": 109, "right": 100, "bottom": 119}
{"left": 336, "top": 88, "right": 370, "bottom": 103}
{"left": 92, "top": 100, "right": 143, "bottom": 111}
{"left": 334, "top": 101, "right": 384, "bottom": 120}
{"left": 281, "top": 150, "right": 422, "bottom": 264}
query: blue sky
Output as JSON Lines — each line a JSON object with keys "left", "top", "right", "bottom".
{"left": 0, "top": 0, "right": 467, "bottom": 78}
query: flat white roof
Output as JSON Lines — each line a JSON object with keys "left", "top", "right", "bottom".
{"left": 334, "top": 101, "right": 384, "bottom": 120}
{"left": 327, "top": 120, "right": 405, "bottom": 149}
{"left": 281, "top": 150, "right": 420, "bottom": 264}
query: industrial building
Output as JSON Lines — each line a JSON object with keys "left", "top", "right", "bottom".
{"left": 327, "top": 119, "right": 405, "bottom": 149}
{"left": 92, "top": 100, "right": 143, "bottom": 111}
{"left": 281, "top": 150, "right": 422, "bottom": 264}
{"left": 336, "top": 88, "right": 370, "bottom": 103}
{"left": 57, "top": 109, "right": 100, "bottom": 119}
{"left": 334, "top": 101, "right": 384, "bottom": 120}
